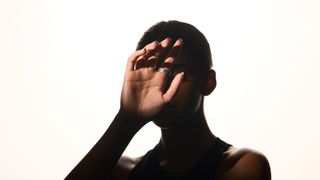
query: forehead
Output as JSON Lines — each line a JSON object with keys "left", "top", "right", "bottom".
{"left": 172, "top": 52, "right": 201, "bottom": 73}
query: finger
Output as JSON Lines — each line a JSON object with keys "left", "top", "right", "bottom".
{"left": 127, "top": 48, "right": 146, "bottom": 72}
{"left": 145, "top": 56, "right": 158, "bottom": 69}
{"left": 134, "top": 41, "right": 160, "bottom": 70}
{"left": 145, "top": 40, "right": 159, "bottom": 51}
{"left": 153, "top": 37, "right": 172, "bottom": 68}
{"left": 145, "top": 38, "right": 171, "bottom": 69}
{"left": 161, "top": 38, "right": 183, "bottom": 69}
{"left": 147, "top": 37, "right": 171, "bottom": 57}
{"left": 134, "top": 55, "right": 148, "bottom": 70}
{"left": 163, "top": 72, "right": 184, "bottom": 103}
{"left": 127, "top": 40, "right": 161, "bottom": 72}
{"left": 160, "top": 37, "right": 172, "bottom": 48}
{"left": 137, "top": 38, "right": 173, "bottom": 69}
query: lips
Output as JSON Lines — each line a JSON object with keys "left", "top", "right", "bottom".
{"left": 161, "top": 103, "right": 175, "bottom": 115}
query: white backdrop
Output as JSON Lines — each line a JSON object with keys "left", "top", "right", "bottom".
{"left": 1, "top": 0, "right": 320, "bottom": 179}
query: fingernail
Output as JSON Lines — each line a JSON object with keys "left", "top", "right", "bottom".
{"left": 162, "top": 37, "right": 171, "bottom": 47}
{"left": 178, "top": 38, "right": 183, "bottom": 43}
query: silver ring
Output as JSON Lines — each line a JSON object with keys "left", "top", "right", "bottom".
{"left": 157, "top": 67, "right": 170, "bottom": 76}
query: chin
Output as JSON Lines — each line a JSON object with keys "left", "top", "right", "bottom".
{"left": 152, "top": 112, "right": 186, "bottom": 129}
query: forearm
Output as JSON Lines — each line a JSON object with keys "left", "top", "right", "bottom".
{"left": 65, "top": 112, "right": 144, "bottom": 179}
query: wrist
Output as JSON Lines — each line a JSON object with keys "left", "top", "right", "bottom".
{"left": 116, "top": 109, "right": 146, "bottom": 130}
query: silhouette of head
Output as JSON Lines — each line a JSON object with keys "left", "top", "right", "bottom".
{"left": 137, "top": 20, "right": 216, "bottom": 128}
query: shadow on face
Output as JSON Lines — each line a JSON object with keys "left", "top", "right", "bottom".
{"left": 153, "top": 52, "right": 213, "bottom": 129}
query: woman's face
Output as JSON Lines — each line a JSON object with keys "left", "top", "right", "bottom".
{"left": 153, "top": 52, "right": 207, "bottom": 128}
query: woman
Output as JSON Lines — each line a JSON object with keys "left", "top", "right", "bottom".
{"left": 66, "top": 20, "right": 271, "bottom": 180}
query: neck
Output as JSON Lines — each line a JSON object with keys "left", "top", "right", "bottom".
{"left": 157, "top": 108, "right": 216, "bottom": 163}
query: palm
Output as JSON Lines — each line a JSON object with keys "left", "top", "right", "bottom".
{"left": 122, "top": 69, "right": 167, "bottom": 120}
{"left": 120, "top": 39, "right": 183, "bottom": 122}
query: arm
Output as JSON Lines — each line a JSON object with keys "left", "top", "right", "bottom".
{"left": 235, "top": 150, "right": 271, "bottom": 180}
{"left": 65, "top": 38, "right": 184, "bottom": 179}
{"left": 221, "top": 148, "right": 271, "bottom": 180}
{"left": 65, "top": 112, "right": 143, "bottom": 179}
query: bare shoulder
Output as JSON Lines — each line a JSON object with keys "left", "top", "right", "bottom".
{"left": 110, "top": 155, "right": 143, "bottom": 180}
{"left": 217, "top": 146, "right": 271, "bottom": 180}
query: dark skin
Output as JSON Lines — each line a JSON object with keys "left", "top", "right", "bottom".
{"left": 66, "top": 38, "right": 271, "bottom": 180}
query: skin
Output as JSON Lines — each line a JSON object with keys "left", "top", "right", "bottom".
{"left": 66, "top": 38, "right": 271, "bottom": 180}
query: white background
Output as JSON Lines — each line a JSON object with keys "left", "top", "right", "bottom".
{"left": 1, "top": 0, "right": 320, "bottom": 179}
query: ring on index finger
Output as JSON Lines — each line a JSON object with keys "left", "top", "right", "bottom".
{"left": 157, "top": 67, "right": 171, "bottom": 76}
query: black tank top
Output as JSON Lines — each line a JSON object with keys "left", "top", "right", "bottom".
{"left": 128, "top": 138, "right": 231, "bottom": 180}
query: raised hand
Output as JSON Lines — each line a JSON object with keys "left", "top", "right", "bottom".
{"left": 120, "top": 38, "right": 184, "bottom": 123}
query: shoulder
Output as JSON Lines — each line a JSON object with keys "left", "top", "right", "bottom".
{"left": 217, "top": 146, "right": 271, "bottom": 180}
{"left": 110, "top": 155, "right": 144, "bottom": 180}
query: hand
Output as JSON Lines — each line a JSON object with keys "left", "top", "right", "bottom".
{"left": 120, "top": 38, "right": 184, "bottom": 123}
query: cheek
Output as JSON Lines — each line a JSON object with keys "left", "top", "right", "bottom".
{"left": 173, "top": 82, "right": 202, "bottom": 112}
{"left": 175, "top": 82, "right": 194, "bottom": 97}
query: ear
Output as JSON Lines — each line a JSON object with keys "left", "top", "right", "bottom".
{"left": 202, "top": 70, "right": 216, "bottom": 96}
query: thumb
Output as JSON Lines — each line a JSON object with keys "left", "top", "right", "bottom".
{"left": 162, "top": 72, "right": 184, "bottom": 103}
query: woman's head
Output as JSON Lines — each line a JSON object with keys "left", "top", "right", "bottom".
{"left": 137, "top": 21, "right": 216, "bottom": 128}
{"left": 137, "top": 20, "right": 213, "bottom": 77}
